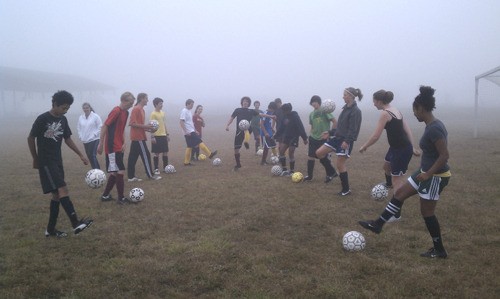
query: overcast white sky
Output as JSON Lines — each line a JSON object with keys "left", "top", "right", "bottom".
{"left": 1, "top": 0, "right": 499, "bottom": 111}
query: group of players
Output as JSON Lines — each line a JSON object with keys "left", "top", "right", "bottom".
{"left": 29, "top": 86, "right": 451, "bottom": 259}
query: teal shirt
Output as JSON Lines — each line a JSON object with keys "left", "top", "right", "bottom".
{"left": 309, "top": 109, "right": 333, "bottom": 140}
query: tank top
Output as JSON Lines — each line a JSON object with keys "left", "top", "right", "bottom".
{"left": 384, "top": 110, "right": 410, "bottom": 148}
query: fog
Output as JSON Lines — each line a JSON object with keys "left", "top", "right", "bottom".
{"left": 1, "top": 0, "right": 500, "bottom": 117}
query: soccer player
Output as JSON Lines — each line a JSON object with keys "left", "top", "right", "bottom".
{"left": 97, "top": 92, "right": 136, "bottom": 204}
{"left": 259, "top": 101, "right": 278, "bottom": 165}
{"left": 250, "top": 100, "right": 263, "bottom": 153}
{"left": 150, "top": 97, "right": 170, "bottom": 174}
{"left": 304, "top": 95, "right": 338, "bottom": 182}
{"left": 127, "top": 93, "right": 161, "bottom": 181}
{"left": 180, "top": 99, "right": 217, "bottom": 165}
{"left": 77, "top": 102, "right": 102, "bottom": 169}
{"left": 359, "top": 86, "right": 451, "bottom": 259}
{"left": 28, "top": 90, "right": 93, "bottom": 237}
{"left": 316, "top": 87, "right": 363, "bottom": 196}
{"left": 274, "top": 103, "right": 308, "bottom": 176}
{"left": 191, "top": 104, "right": 205, "bottom": 161}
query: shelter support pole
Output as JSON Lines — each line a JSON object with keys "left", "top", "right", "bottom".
{"left": 474, "top": 79, "right": 479, "bottom": 138}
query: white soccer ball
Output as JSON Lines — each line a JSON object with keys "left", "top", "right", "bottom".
{"left": 149, "top": 119, "right": 160, "bottom": 131}
{"left": 321, "top": 99, "right": 336, "bottom": 113}
{"left": 371, "top": 184, "right": 389, "bottom": 201}
{"left": 270, "top": 155, "right": 279, "bottom": 164}
{"left": 238, "top": 119, "right": 250, "bottom": 131}
{"left": 271, "top": 165, "right": 283, "bottom": 176}
{"left": 129, "top": 187, "right": 145, "bottom": 202}
{"left": 164, "top": 164, "right": 176, "bottom": 174}
{"left": 342, "top": 231, "right": 366, "bottom": 252}
{"left": 212, "top": 158, "right": 222, "bottom": 166}
{"left": 85, "top": 169, "right": 106, "bottom": 189}
{"left": 256, "top": 148, "right": 263, "bottom": 156}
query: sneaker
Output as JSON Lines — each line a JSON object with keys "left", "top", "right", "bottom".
{"left": 150, "top": 175, "right": 162, "bottom": 180}
{"left": 303, "top": 176, "right": 313, "bottom": 181}
{"left": 45, "top": 229, "right": 68, "bottom": 238}
{"left": 387, "top": 213, "right": 402, "bottom": 223}
{"left": 100, "top": 194, "right": 113, "bottom": 202}
{"left": 337, "top": 190, "right": 351, "bottom": 196}
{"left": 233, "top": 165, "right": 241, "bottom": 172}
{"left": 280, "top": 170, "right": 292, "bottom": 177}
{"left": 324, "top": 176, "right": 335, "bottom": 183}
{"left": 154, "top": 169, "right": 160, "bottom": 175}
{"left": 244, "top": 142, "right": 250, "bottom": 150}
{"left": 358, "top": 220, "right": 382, "bottom": 234}
{"left": 209, "top": 150, "right": 218, "bottom": 159}
{"left": 74, "top": 217, "right": 93, "bottom": 235}
{"left": 127, "top": 177, "right": 142, "bottom": 182}
{"left": 118, "top": 197, "right": 133, "bottom": 205}
{"left": 420, "top": 247, "right": 448, "bottom": 259}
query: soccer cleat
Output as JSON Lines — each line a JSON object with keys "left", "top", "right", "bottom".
{"left": 324, "top": 176, "right": 334, "bottom": 183}
{"left": 127, "top": 177, "right": 142, "bottom": 182}
{"left": 74, "top": 218, "right": 93, "bottom": 235}
{"left": 303, "top": 176, "right": 313, "bottom": 182}
{"left": 420, "top": 247, "right": 448, "bottom": 259}
{"left": 117, "top": 197, "right": 134, "bottom": 205}
{"left": 358, "top": 220, "right": 382, "bottom": 234}
{"left": 100, "top": 194, "right": 113, "bottom": 202}
{"left": 150, "top": 175, "right": 162, "bottom": 180}
{"left": 233, "top": 165, "right": 241, "bottom": 172}
{"left": 387, "top": 213, "right": 402, "bottom": 223}
{"left": 244, "top": 142, "right": 250, "bottom": 150}
{"left": 209, "top": 150, "right": 218, "bottom": 159}
{"left": 280, "top": 170, "right": 292, "bottom": 177}
{"left": 337, "top": 190, "right": 351, "bottom": 196}
{"left": 45, "top": 229, "right": 68, "bottom": 238}
{"left": 154, "top": 169, "right": 160, "bottom": 175}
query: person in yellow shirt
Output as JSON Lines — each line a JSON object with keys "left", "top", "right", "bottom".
{"left": 150, "top": 97, "right": 170, "bottom": 174}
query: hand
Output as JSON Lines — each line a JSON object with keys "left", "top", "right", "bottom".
{"left": 80, "top": 155, "right": 89, "bottom": 165}
{"left": 32, "top": 158, "right": 39, "bottom": 169}
{"left": 97, "top": 143, "right": 103, "bottom": 155}
{"left": 151, "top": 137, "right": 156, "bottom": 144}
{"left": 341, "top": 141, "right": 348, "bottom": 150}
{"left": 416, "top": 171, "right": 430, "bottom": 182}
{"left": 320, "top": 131, "right": 329, "bottom": 140}
{"left": 303, "top": 138, "right": 308, "bottom": 145}
{"left": 359, "top": 146, "right": 366, "bottom": 153}
{"left": 225, "top": 126, "right": 230, "bottom": 131}
{"left": 413, "top": 148, "right": 422, "bottom": 156}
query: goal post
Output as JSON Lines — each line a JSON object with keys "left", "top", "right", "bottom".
{"left": 474, "top": 66, "right": 500, "bottom": 138}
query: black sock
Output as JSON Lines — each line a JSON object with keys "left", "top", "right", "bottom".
{"left": 307, "top": 160, "right": 315, "bottom": 177}
{"left": 424, "top": 215, "right": 445, "bottom": 251}
{"left": 235, "top": 153, "right": 241, "bottom": 167}
{"left": 47, "top": 200, "right": 60, "bottom": 232}
{"left": 289, "top": 160, "right": 295, "bottom": 172}
{"left": 385, "top": 174, "right": 393, "bottom": 187}
{"left": 319, "top": 157, "right": 336, "bottom": 176}
{"left": 59, "top": 196, "right": 78, "bottom": 228}
{"left": 163, "top": 156, "right": 168, "bottom": 168}
{"left": 376, "top": 197, "right": 403, "bottom": 226}
{"left": 153, "top": 156, "right": 159, "bottom": 170}
{"left": 279, "top": 156, "right": 286, "bottom": 168}
{"left": 339, "top": 171, "right": 349, "bottom": 192}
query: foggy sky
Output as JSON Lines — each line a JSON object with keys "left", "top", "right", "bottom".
{"left": 1, "top": 0, "right": 500, "bottom": 112}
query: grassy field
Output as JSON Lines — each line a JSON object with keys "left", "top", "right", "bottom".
{"left": 1, "top": 106, "right": 499, "bottom": 298}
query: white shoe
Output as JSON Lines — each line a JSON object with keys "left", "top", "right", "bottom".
{"left": 150, "top": 175, "right": 162, "bottom": 180}
{"left": 127, "top": 177, "right": 142, "bottom": 182}
{"left": 387, "top": 215, "right": 401, "bottom": 223}
{"left": 154, "top": 169, "right": 160, "bottom": 175}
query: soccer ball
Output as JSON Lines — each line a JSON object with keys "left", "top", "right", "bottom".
{"left": 256, "top": 148, "right": 263, "bottom": 156}
{"left": 271, "top": 165, "right": 282, "bottom": 176}
{"left": 212, "top": 158, "right": 222, "bottom": 166}
{"left": 198, "top": 153, "right": 207, "bottom": 161}
{"left": 321, "top": 99, "right": 336, "bottom": 113}
{"left": 371, "top": 184, "right": 389, "bottom": 201}
{"left": 164, "top": 164, "right": 176, "bottom": 174}
{"left": 129, "top": 187, "right": 145, "bottom": 203}
{"left": 342, "top": 231, "right": 366, "bottom": 252}
{"left": 149, "top": 119, "right": 159, "bottom": 131}
{"left": 270, "top": 155, "right": 279, "bottom": 164}
{"left": 238, "top": 119, "right": 250, "bottom": 131}
{"left": 85, "top": 169, "right": 106, "bottom": 189}
{"left": 291, "top": 172, "right": 304, "bottom": 183}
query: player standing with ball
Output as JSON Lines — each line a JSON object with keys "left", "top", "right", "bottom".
{"left": 28, "top": 90, "right": 93, "bottom": 237}
{"left": 359, "top": 86, "right": 451, "bottom": 259}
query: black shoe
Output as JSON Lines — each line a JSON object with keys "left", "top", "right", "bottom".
{"left": 118, "top": 197, "right": 132, "bottom": 205}
{"left": 337, "top": 190, "right": 351, "bottom": 196}
{"left": 74, "top": 217, "right": 93, "bottom": 235}
{"left": 101, "top": 194, "right": 113, "bottom": 202}
{"left": 331, "top": 172, "right": 339, "bottom": 178}
{"left": 233, "top": 165, "right": 241, "bottom": 172}
{"left": 303, "top": 176, "right": 313, "bottom": 182}
{"left": 244, "top": 142, "right": 250, "bottom": 150}
{"left": 45, "top": 229, "right": 68, "bottom": 238}
{"left": 209, "top": 150, "right": 218, "bottom": 159}
{"left": 420, "top": 247, "right": 448, "bottom": 259}
{"left": 358, "top": 220, "right": 382, "bottom": 234}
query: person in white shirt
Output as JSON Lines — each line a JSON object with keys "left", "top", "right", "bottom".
{"left": 77, "top": 102, "right": 102, "bottom": 169}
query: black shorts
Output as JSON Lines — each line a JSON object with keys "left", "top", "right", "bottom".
{"left": 262, "top": 135, "right": 276, "bottom": 149}
{"left": 185, "top": 132, "right": 202, "bottom": 148}
{"left": 324, "top": 136, "right": 354, "bottom": 157}
{"left": 234, "top": 130, "right": 245, "bottom": 149}
{"left": 282, "top": 136, "right": 299, "bottom": 147}
{"left": 39, "top": 161, "right": 66, "bottom": 194}
{"left": 151, "top": 136, "right": 169, "bottom": 153}
{"left": 106, "top": 152, "right": 126, "bottom": 172}
{"left": 308, "top": 136, "right": 325, "bottom": 157}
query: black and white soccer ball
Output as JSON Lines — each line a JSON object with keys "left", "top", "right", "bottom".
{"left": 342, "top": 231, "right": 366, "bottom": 252}
{"left": 149, "top": 120, "right": 160, "bottom": 132}
{"left": 85, "top": 169, "right": 106, "bottom": 189}
{"left": 238, "top": 119, "right": 250, "bottom": 131}
{"left": 371, "top": 184, "right": 389, "bottom": 201}
{"left": 164, "top": 164, "right": 176, "bottom": 174}
{"left": 129, "top": 187, "right": 145, "bottom": 203}
{"left": 270, "top": 155, "right": 279, "bottom": 164}
{"left": 271, "top": 165, "right": 282, "bottom": 176}
{"left": 212, "top": 158, "right": 222, "bottom": 166}
{"left": 321, "top": 99, "right": 336, "bottom": 113}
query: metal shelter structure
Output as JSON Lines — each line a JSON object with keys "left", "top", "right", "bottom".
{"left": 474, "top": 66, "right": 500, "bottom": 138}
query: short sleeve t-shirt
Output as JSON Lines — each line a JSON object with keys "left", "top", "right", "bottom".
{"left": 129, "top": 105, "right": 147, "bottom": 141}
{"left": 104, "top": 106, "right": 129, "bottom": 154}
{"left": 420, "top": 119, "right": 449, "bottom": 173}
{"left": 30, "top": 111, "right": 72, "bottom": 165}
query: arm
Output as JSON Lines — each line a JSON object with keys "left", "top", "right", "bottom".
{"left": 27, "top": 135, "right": 39, "bottom": 169}
{"left": 416, "top": 138, "right": 449, "bottom": 181}
{"left": 97, "top": 124, "right": 107, "bottom": 155}
{"left": 225, "top": 116, "right": 235, "bottom": 131}
{"left": 64, "top": 137, "right": 89, "bottom": 165}
{"left": 359, "top": 112, "right": 389, "bottom": 153}
{"left": 180, "top": 119, "right": 188, "bottom": 135}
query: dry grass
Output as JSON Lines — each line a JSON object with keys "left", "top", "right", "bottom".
{"left": 1, "top": 107, "right": 499, "bottom": 298}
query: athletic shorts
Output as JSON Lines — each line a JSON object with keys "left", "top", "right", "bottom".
{"left": 308, "top": 136, "right": 325, "bottom": 158}
{"left": 384, "top": 144, "right": 413, "bottom": 176}
{"left": 282, "top": 136, "right": 299, "bottom": 148}
{"left": 262, "top": 135, "right": 276, "bottom": 149}
{"left": 106, "top": 152, "right": 126, "bottom": 173}
{"left": 38, "top": 161, "right": 66, "bottom": 194}
{"left": 151, "top": 136, "right": 169, "bottom": 153}
{"left": 185, "top": 132, "right": 202, "bottom": 148}
{"left": 234, "top": 130, "right": 245, "bottom": 149}
{"left": 324, "top": 137, "right": 354, "bottom": 157}
{"left": 408, "top": 169, "right": 450, "bottom": 200}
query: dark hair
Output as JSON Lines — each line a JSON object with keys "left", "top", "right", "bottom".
{"left": 373, "top": 90, "right": 394, "bottom": 104}
{"left": 413, "top": 86, "right": 436, "bottom": 112}
{"left": 241, "top": 96, "right": 252, "bottom": 106}
{"left": 274, "top": 98, "right": 282, "bottom": 104}
{"left": 153, "top": 97, "right": 163, "bottom": 107}
{"left": 135, "top": 93, "right": 148, "bottom": 106}
{"left": 281, "top": 103, "right": 292, "bottom": 113}
{"left": 254, "top": 100, "right": 260, "bottom": 105}
{"left": 185, "top": 99, "right": 194, "bottom": 106}
{"left": 52, "top": 90, "right": 74, "bottom": 106}
{"left": 310, "top": 95, "right": 321, "bottom": 105}
{"left": 195, "top": 105, "right": 203, "bottom": 114}
{"left": 345, "top": 87, "right": 363, "bottom": 101}
{"left": 268, "top": 102, "right": 277, "bottom": 110}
